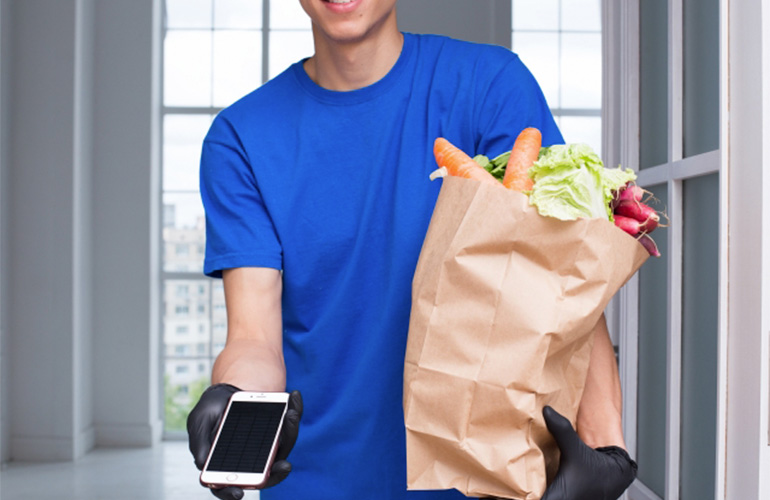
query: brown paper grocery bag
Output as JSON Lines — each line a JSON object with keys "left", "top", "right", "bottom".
{"left": 403, "top": 176, "right": 648, "bottom": 499}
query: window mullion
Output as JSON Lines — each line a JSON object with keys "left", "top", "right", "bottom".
{"left": 665, "top": 1, "right": 684, "bottom": 497}
{"left": 668, "top": 0, "right": 684, "bottom": 163}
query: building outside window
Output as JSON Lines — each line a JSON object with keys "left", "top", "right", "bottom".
{"left": 161, "top": 0, "right": 313, "bottom": 435}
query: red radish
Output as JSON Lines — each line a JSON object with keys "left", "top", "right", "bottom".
{"left": 638, "top": 233, "right": 661, "bottom": 257}
{"left": 614, "top": 215, "right": 642, "bottom": 236}
{"left": 614, "top": 199, "right": 660, "bottom": 232}
{"left": 618, "top": 184, "right": 645, "bottom": 203}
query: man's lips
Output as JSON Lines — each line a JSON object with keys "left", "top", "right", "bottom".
{"left": 321, "top": 0, "right": 360, "bottom": 12}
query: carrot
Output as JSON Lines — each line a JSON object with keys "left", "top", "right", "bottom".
{"left": 432, "top": 137, "right": 500, "bottom": 185}
{"left": 502, "top": 127, "right": 541, "bottom": 192}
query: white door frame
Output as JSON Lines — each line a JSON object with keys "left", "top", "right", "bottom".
{"left": 723, "top": 0, "right": 770, "bottom": 498}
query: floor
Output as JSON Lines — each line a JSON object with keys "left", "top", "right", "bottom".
{"left": 0, "top": 441, "right": 261, "bottom": 500}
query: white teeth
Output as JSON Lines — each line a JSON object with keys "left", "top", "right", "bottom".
{"left": 327, "top": 0, "right": 354, "bottom": 3}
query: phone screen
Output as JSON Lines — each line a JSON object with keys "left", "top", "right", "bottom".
{"left": 206, "top": 401, "right": 286, "bottom": 474}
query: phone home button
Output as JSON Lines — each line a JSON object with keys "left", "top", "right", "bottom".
{"left": 226, "top": 474, "right": 238, "bottom": 482}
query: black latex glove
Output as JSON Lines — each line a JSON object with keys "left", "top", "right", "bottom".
{"left": 541, "top": 406, "right": 637, "bottom": 500}
{"left": 187, "top": 384, "right": 304, "bottom": 500}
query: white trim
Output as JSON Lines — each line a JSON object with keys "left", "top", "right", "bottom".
{"left": 724, "top": 0, "right": 769, "bottom": 497}
{"left": 627, "top": 479, "right": 663, "bottom": 500}
{"left": 94, "top": 420, "right": 162, "bottom": 448}
{"left": 715, "top": 0, "right": 729, "bottom": 498}
{"left": 620, "top": 0, "right": 640, "bottom": 174}
{"left": 664, "top": 178, "right": 683, "bottom": 500}
{"left": 10, "top": 426, "right": 95, "bottom": 462}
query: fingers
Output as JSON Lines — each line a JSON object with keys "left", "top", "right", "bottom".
{"left": 210, "top": 486, "right": 244, "bottom": 500}
{"left": 275, "top": 391, "right": 303, "bottom": 462}
{"left": 187, "top": 384, "right": 240, "bottom": 469}
{"left": 542, "top": 406, "right": 580, "bottom": 457}
{"left": 263, "top": 459, "right": 292, "bottom": 488}
{"left": 188, "top": 408, "right": 220, "bottom": 469}
{"left": 288, "top": 390, "right": 303, "bottom": 417}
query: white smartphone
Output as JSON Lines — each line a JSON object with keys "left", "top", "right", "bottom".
{"left": 199, "top": 391, "right": 290, "bottom": 490}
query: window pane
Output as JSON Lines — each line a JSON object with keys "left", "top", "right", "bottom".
{"left": 270, "top": 0, "right": 312, "bottom": 30}
{"left": 164, "top": 279, "right": 211, "bottom": 356}
{"left": 163, "top": 192, "right": 206, "bottom": 273}
{"left": 163, "top": 114, "right": 213, "bottom": 191}
{"left": 512, "top": 32, "right": 560, "bottom": 108}
{"left": 164, "top": 30, "right": 213, "bottom": 107}
{"left": 268, "top": 31, "right": 314, "bottom": 79}
{"left": 561, "top": 33, "right": 602, "bottom": 109}
{"left": 213, "top": 30, "right": 262, "bottom": 107}
{"left": 164, "top": 358, "right": 211, "bottom": 432}
{"left": 561, "top": 0, "right": 601, "bottom": 32}
{"left": 683, "top": 0, "right": 719, "bottom": 157}
{"left": 640, "top": 0, "right": 669, "bottom": 169}
{"left": 212, "top": 281, "right": 228, "bottom": 357}
{"left": 214, "top": 0, "right": 262, "bottom": 29}
{"left": 512, "top": 0, "right": 559, "bottom": 31}
{"left": 166, "top": 0, "right": 213, "bottom": 29}
{"left": 636, "top": 183, "right": 669, "bottom": 498}
{"left": 558, "top": 116, "right": 601, "bottom": 155}
{"left": 680, "top": 173, "right": 719, "bottom": 499}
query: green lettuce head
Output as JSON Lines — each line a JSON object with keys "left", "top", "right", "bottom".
{"left": 527, "top": 143, "right": 636, "bottom": 221}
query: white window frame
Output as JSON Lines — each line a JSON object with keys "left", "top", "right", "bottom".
{"left": 605, "top": 0, "right": 730, "bottom": 499}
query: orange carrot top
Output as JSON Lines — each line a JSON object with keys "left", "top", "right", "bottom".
{"left": 432, "top": 137, "right": 500, "bottom": 185}
{"left": 502, "top": 127, "right": 541, "bottom": 192}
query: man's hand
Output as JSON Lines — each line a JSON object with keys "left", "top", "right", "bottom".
{"left": 187, "top": 384, "right": 304, "bottom": 499}
{"left": 542, "top": 406, "right": 637, "bottom": 500}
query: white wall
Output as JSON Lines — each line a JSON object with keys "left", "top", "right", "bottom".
{"left": 6, "top": 0, "right": 94, "bottom": 461}
{"left": 91, "top": 0, "right": 162, "bottom": 448}
{"left": 1, "top": 0, "right": 161, "bottom": 463}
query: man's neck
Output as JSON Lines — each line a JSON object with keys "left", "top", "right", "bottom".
{"left": 304, "top": 27, "right": 404, "bottom": 91}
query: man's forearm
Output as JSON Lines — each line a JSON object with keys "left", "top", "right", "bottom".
{"left": 575, "top": 314, "right": 627, "bottom": 450}
{"left": 212, "top": 338, "right": 286, "bottom": 392}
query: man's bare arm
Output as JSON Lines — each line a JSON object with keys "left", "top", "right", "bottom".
{"left": 575, "top": 313, "right": 627, "bottom": 450}
{"left": 212, "top": 267, "right": 286, "bottom": 392}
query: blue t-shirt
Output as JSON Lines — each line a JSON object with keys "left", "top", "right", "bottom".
{"left": 200, "top": 32, "right": 562, "bottom": 500}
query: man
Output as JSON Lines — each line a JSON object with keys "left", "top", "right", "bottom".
{"left": 187, "top": 1, "right": 637, "bottom": 499}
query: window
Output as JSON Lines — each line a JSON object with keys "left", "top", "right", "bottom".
{"left": 512, "top": 0, "right": 602, "bottom": 153}
{"left": 613, "top": 1, "right": 723, "bottom": 499}
{"left": 161, "top": 0, "right": 312, "bottom": 435}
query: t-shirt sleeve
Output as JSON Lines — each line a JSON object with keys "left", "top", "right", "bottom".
{"left": 475, "top": 52, "right": 564, "bottom": 156}
{"left": 200, "top": 116, "right": 282, "bottom": 278}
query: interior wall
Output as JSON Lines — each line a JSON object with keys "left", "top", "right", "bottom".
{"left": 6, "top": 0, "right": 95, "bottom": 461}
{"left": 2, "top": 0, "right": 161, "bottom": 463}
{"left": 91, "top": 0, "right": 162, "bottom": 448}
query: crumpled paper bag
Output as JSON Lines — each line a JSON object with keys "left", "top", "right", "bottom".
{"left": 403, "top": 176, "right": 648, "bottom": 499}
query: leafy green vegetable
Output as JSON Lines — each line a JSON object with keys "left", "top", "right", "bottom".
{"left": 475, "top": 151, "right": 510, "bottom": 181}
{"left": 527, "top": 143, "right": 636, "bottom": 221}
